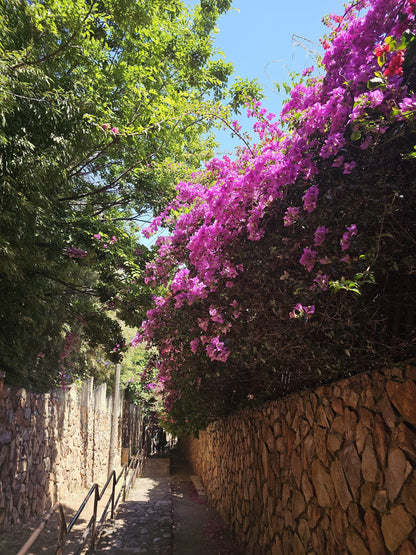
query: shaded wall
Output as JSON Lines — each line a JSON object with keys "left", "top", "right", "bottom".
{"left": 0, "top": 376, "right": 143, "bottom": 531}
{"left": 184, "top": 365, "right": 416, "bottom": 554}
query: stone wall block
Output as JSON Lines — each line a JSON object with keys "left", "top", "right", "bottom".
{"left": 393, "top": 423, "right": 416, "bottom": 462}
{"left": 364, "top": 508, "right": 387, "bottom": 555}
{"left": 311, "top": 459, "right": 334, "bottom": 507}
{"left": 301, "top": 472, "right": 314, "bottom": 503}
{"left": 314, "top": 425, "right": 329, "bottom": 465}
{"left": 327, "top": 431, "right": 343, "bottom": 454}
{"left": 378, "top": 394, "right": 397, "bottom": 430}
{"left": 399, "top": 540, "right": 416, "bottom": 555}
{"left": 386, "top": 380, "right": 416, "bottom": 427}
{"left": 346, "top": 526, "right": 370, "bottom": 555}
{"left": 332, "top": 396, "right": 344, "bottom": 415}
{"left": 330, "top": 458, "right": 352, "bottom": 510}
{"left": 344, "top": 407, "right": 358, "bottom": 442}
{"left": 292, "top": 490, "right": 306, "bottom": 519}
{"left": 381, "top": 505, "right": 414, "bottom": 552}
{"left": 330, "top": 505, "right": 347, "bottom": 542}
{"left": 316, "top": 405, "right": 329, "bottom": 428}
{"left": 341, "top": 388, "right": 360, "bottom": 409}
{"left": 340, "top": 442, "right": 361, "bottom": 499}
{"left": 386, "top": 447, "right": 408, "bottom": 502}
{"left": 290, "top": 451, "right": 302, "bottom": 488}
{"left": 401, "top": 475, "right": 416, "bottom": 515}
{"left": 362, "top": 436, "right": 379, "bottom": 483}
{"left": 372, "top": 413, "right": 388, "bottom": 467}
{"left": 331, "top": 414, "right": 345, "bottom": 435}
{"left": 356, "top": 421, "right": 369, "bottom": 454}
{"left": 360, "top": 481, "right": 377, "bottom": 510}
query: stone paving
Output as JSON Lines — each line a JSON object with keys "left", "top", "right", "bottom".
{"left": 95, "top": 457, "right": 172, "bottom": 554}
{"left": 94, "top": 451, "right": 239, "bottom": 555}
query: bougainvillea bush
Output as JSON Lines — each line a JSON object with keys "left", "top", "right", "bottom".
{"left": 136, "top": 0, "right": 416, "bottom": 434}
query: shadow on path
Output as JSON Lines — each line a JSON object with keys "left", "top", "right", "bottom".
{"left": 170, "top": 449, "right": 240, "bottom": 555}
{"left": 0, "top": 493, "right": 90, "bottom": 554}
{"left": 94, "top": 455, "right": 172, "bottom": 554}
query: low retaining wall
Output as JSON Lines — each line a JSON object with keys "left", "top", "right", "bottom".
{"left": 0, "top": 376, "right": 143, "bottom": 531}
{"left": 184, "top": 365, "right": 416, "bottom": 554}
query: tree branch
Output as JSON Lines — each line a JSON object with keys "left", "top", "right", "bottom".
{"left": 10, "top": 3, "right": 95, "bottom": 71}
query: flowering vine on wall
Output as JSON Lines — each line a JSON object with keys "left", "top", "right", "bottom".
{"left": 134, "top": 0, "right": 416, "bottom": 434}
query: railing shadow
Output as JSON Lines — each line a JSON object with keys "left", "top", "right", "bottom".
{"left": 15, "top": 450, "right": 145, "bottom": 555}
{"left": 92, "top": 454, "right": 172, "bottom": 554}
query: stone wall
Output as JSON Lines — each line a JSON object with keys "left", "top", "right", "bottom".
{"left": 184, "top": 365, "right": 416, "bottom": 554}
{"left": 0, "top": 375, "right": 143, "bottom": 531}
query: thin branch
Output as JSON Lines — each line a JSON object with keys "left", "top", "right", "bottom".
{"left": 68, "top": 138, "right": 117, "bottom": 179}
{"left": 59, "top": 149, "right": 160, "bottom": 202}
{"left": 40, "top": 273, "right": 99, "bottom": 296}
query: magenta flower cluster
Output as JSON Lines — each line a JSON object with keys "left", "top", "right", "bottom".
{"left": 136, "top": 0, "right": 416, "bottom": 414}
{"left": 65, "top": 246, "right": 88, "bottom": 258}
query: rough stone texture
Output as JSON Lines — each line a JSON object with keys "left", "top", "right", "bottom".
{"left": 184, "top": 364, "right": 416, "bottom": 554}
{"left": 386, "top": 380, "right": 416, "bottom": 427}
{"left": 381, "top": 505, "right": 414, "bottom": 552}
{"left": 0, "top": 377, "right": 143, "bottom": 531}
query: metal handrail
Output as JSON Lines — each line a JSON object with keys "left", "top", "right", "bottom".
{"left": 16, "top": 449, "right": 145, "bottom": 555}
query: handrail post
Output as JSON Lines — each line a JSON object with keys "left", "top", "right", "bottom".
{"left": 56, "top": 504, "right": 67, "bottom": 555}
{"left": 89, "top": 485, "right": 99, "bottom": 551}
{"left": 110, "top": 471, "right": 116, "bottom": 519}
{"left": 123, "top": 464, "right": 127, "bottom": 502}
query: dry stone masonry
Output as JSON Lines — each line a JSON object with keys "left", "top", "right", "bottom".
{"left": 185, "top": 364, "right": 416, "bottom": 554}
{"left": 0, "top": 376, "right": 142, "bottom": 531}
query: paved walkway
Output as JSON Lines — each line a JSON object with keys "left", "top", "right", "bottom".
{"left": 170, "top": 450, "right": 238, "bottom": 555}
{"left": 96, "top": 457, "right": 172, "bottom": 554}
{"left": 95, "top": 450, "right": 239, "bottom": 554}
{"left": 1, "top": 450, "right": 238, "bottom": 554}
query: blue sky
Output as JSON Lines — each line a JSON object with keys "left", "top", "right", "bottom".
{"left": 188, "top": 0, "right": 347, "bottom": 153}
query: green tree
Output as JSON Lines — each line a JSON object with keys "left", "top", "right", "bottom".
{"left": 0, "top": 0, "right": 261, "bottom": 389}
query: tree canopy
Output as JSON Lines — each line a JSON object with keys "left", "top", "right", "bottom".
{"left": 138, "top": 0, "right": 416, "bottom": 434}
{"left": 0, "top": 0, "right": 261, "bottom": 390}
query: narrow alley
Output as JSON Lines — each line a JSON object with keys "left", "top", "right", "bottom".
{"left": 0, "top": 448, "right": 239, "bottom": 555}
{"left": 95, "top": 449, "right": 239, "bottom": 554}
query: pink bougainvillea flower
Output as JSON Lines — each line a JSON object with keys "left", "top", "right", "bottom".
{"left": 289, "top": 303, "right": 315, "bottom": 319}
{"left": 340, "top": 224, "right": 358, "bottom": 251}
{"left": 65, "top": 246, "right": 88, "bottom": 258}
{"left": 299, "top": 248, "right": 317, "bottom": 272}
{"left": 313, "top": 274, "right": 329, "bottom": 291}
{"left": 314, "top": 226, "right": 328, "bottom": 247}
{"left": 190, "top": 339, "right": 200, "bottom": 353}
{"left": 343, "top": 161, "right": 356, "bottom": 174}
{"left": 302, "top": 186, "right": 319, "bottom": 213}
{"left": 302, "top": 66, "right": 314, "bottom": 77}
{"left": 283, "top": 206, "right": 300, "bottom": 226}
{"left": 332, "top": 155, "right": 344, "bottom": 167}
